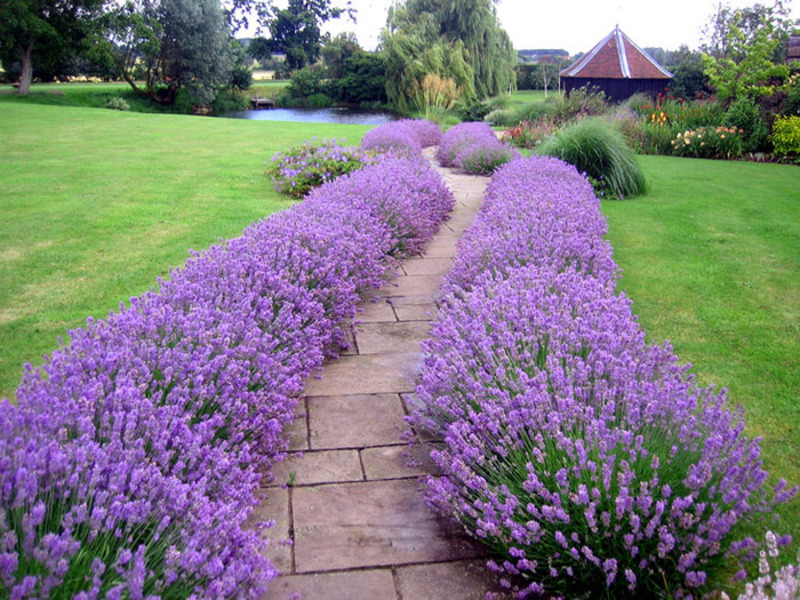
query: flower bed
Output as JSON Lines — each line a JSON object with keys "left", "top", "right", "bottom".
{"left": 0, "top": 155, "right": 454, "bottom": 597}
{"left": 436, "top": 122, "right": 518, "bottom": 175}
{"left": 410, "top": 156, "right": 795, "bottom": 598}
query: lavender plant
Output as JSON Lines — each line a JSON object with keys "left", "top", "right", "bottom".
{"left": 360, "top": 119, "right": 442, "bottom": 156}
{"left": 266, "top": 138, "right": 386, "bottom": 199}
{"left": 411, "top": 156, "right": 795, "bottom": 599}
{"left": 436, "top": 121, "right": 518, "bottom": 175}
{"left": 1, "top": 156, "right": 454, "bottom": 597}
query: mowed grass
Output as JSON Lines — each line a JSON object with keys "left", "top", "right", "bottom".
{"left": 602, "top": 155, "right": 800, "bottom": 546}
{"left": 0, "top": 101, "right": 370, "bottom": 399}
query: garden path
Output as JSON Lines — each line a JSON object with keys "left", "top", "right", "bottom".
{"left": 254, "top": 150, "right": 510, "bottom": 600}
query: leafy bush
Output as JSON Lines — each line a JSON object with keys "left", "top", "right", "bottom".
{"left": 410, "top": 156, "right": 795, "bottom": 599}
{"left": 0, "top": 156, "right": 455, "bottom": 597}
{"left": 104, "top": 96, "right": 130, "bottom": 111}
{"left": 551, "top": 85, "right": 608, "bottom": 123}
{"left": 537, "top": 118, "right": 647, "bottom": 198}
{"left": 771, "top": 115, "right": 800, "bottom": 162}
{"left": 671, "top": 126, "right": 745, "bottom": 160}
{"left": 267, "top": 138, "right": 387, "bottom": 198}
{"left": 503, "top": 118, "right": 558, "bottom": 149}
{"left": 724, "top": 97, "right": 768, "bottom": 152}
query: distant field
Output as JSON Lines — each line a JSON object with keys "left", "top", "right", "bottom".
{"left": 509, "top": 89, "right": 558, "bottom": 104}
{"left": 0, "top": 101, "right": 370, "bottom": 399}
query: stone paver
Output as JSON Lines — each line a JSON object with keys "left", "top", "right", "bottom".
{"left": 255, "top": 148, "right": 497, "bottom": 599}
{"left": 292, "top": 479, "right": 484, "bottom": 573}
{"left": 308, "top": 393, "right": 407, "bottom": 449}
{"left": 263, "top": 569, "right": 397, "bottom": 600}
{"left": 354, "top": 321, "right": 431, "bottom": 354}
{"left": 303, "top": 352, "right": 422, "bottom": 396}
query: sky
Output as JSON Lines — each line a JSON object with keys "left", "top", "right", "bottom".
{"left": 318, "top": 0, "right": 800, "bottom": 56}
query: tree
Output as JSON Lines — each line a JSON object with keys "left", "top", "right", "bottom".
{"left": 321, "top": 32, "right": 360, "bottom": 79}
{"left": 0, "top": 0, "right": 107, "bottom": 95}
{"left": 701, "top": 3, "right": 791, "bottom": 103}
{"left": 101, "top": 0, "right": 235, "bottom": 105}
{"left": 701, "top": 0, "right": 792, "bottom": 60}
{"left": 382, "top": 0, "right": 515, "bottom": 111}
{"left": 265, "top": 0, "right": 354, "bottom": 71}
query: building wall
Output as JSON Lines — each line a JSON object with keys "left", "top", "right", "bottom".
{"left": 560, "top": 77, "right": 670, "bottom": 102}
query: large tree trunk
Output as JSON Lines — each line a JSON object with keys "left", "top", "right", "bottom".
{"left": 18, "top": 43, "right": 34, "bottom": 95}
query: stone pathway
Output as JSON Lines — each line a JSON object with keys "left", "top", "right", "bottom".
{"left": 253, "top": 155, "right": 507, "bottom": 600}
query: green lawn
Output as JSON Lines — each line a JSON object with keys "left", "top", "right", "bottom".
{"left": 602, "top": 155, "right": 800, "bottom": 554}
{"left": 0, "top": 101, "right": 370, "bottom": 399}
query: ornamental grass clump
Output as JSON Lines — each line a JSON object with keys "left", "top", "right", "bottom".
{"left": 267, "top": 138, "right": 386, "bottom": 198}
{"left": 411, "top": 157, "right": 795, "bottom": 599}
{"left": 360, "top": 119, "right": 442, "bottom": 156}
{"left": 537, "top": 118, "right": 647, "bottom": 198}
{"left": 1, "top": 156, "right": 454, "bottom": 597}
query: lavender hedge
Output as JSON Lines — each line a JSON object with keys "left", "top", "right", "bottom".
{"left": 360, "top": 119, "right": 442, "bottom": 156}
{"left": 436, "top": 122, "right": 518, "bottom": 175}
{"left": 411, "top": 156, "right": 795, "bottom": 598}
{"left": 1, "top": 156, "right": 454, "bottom": 598}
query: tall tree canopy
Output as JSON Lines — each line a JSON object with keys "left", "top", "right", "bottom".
{"left": 0, "top": 0, "right": 107, "bottom": 94}
{"left": 382, "top": 0, "right": 515, "bottom": 111}
{"left": 101, "top": 0, "right": 235, "bottom": 104}
{"left": 259, "top": 0, "right": 354, "bottom": 71}
{"left": 701, "top": 1, "right": 792, "bottom": 103}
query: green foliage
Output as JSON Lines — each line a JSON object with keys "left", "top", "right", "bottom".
{"left": 537, "top": 118, "right": 647, "bottom": 199}
{"left": 724, "top": 97, "right": 768, "bottom": 152}
{"left": 382, "top": 0, "right": 515, "bottom": 111}
{"left": 104, "top": 96, "right": 130, "bottom": 110}
{"left": 336, "top": 51, "right": 387, "bottom": 105}
{"left": 265, "top": 0, "right": 353, "bottom": 71}
{"left": 781, "top": 78, "right": 800, "bottom": 116}
{"left": 550, "top": 85, "right": 609, "bottom": 123}
{"left": 702, "top": 9, "right": 790, "bottom": 103}
{"left": 266, "top": 138, "right": 385, "bottom": 198}
{"left": 321, "top": 32, "right": 360, "bottom": 79}
{"left": 667, "top": 51, "right": 714, "bottom": 99}
{"left": 285, "top": 66, "right": 325, "bottom": 98}
{"left": 502, "top": 119, "right": 558, "bottom": 149}
{"left": 671, "top": 126, "right": 745, "bottom": 160}
{"left": 771, "top": 115, "right": 800, "bottom": 161}
{"left": 229, "top": 40, "right": 253, "bottom": 92}
{"left": 102, "top": 0, "right": 235, "bottom": 105}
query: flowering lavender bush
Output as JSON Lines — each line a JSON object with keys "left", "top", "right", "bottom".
{"left": 436, "top": 121, "right": 518, "bottom": 175}
{"left": 1, "top": 156, "right": 454, "bottom": 597}
{"left": 411, "top": 156, "right": 795, "bottom": 598}
{"left": 267, "top": 138, "right": 386, "bottom": 198}
{"left": 723, "top": 532, "right": 799, "bottom": 600}
{"left": 360, "top": 119, "right": 442, "bottom": 156}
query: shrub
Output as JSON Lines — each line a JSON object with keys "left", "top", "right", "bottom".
{"left": 454, "top": 140, "right": 517, "bottom": 175}
{"left": 267, "top": 138, "right": 386, "bottom": 198}
{"left": 671, "top": 126, "right": 745, "bottom": 160}
{"left": 551, "top": 85, "right": 608, "bottom": 123}
{"left": 724, "top": 97, "right": 768, "bottom": 152}
{"left": 503, "top": 118, "right": 558, "bottom": 149}
{"left": 0, "top": 156, "right": 455, "bottom": 597}
{"left": 771, "top": 115, "right": 800, "bottom": 162}
{"left": 537, "top": 118, "right": 647, "bottom": 198}
{"left": 360, "top": 119, "right": 442, "bottom": 156}
{"left": 437, "top": 122, "right": 499, "bottom": 167}
{"left": 104, "top": 96, "right": 130, "bottom": 111}
{"left": 410, "top": 156, "right": 795, "bottom": 599}
{"left": 721, "top": 531, "right": 799, "bottom": 600}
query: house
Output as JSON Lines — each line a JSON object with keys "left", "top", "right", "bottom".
{"left": 559, "top": 26, "right": 673, "bottom": 101}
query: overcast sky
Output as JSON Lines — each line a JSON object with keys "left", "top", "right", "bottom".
{"left": 318, "top": 0, "right": 799, "bottom": 55}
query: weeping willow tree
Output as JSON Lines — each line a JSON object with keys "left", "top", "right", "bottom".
{"left": 381, "top": 0, "right": 515, "bottom": 111}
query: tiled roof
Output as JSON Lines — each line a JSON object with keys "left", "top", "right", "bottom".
{"left": 561, "top": 26, "right": 673, "bottom": 79}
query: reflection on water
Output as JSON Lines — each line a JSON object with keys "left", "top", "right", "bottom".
{"left": 217, "top": 107, "right": 400, "bottom": 125}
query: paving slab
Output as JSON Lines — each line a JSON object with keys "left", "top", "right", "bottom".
{"left": 303, "top": 353, "right": 423, "bottom": 396}
{"left": 422, "top": 235, "right": 462, "bottom": 259}
{"left": 356, "top": 299, "right": 397, "bottom": 323}
{"left": 248, "top": 487, "right": 293, "bottom": 573}
{"left": 402, "top": 256, "right": 454, "bottom": 276}
{"left": 361, "top": 443, "right": 439, "bottom": 480}
{"left": 308, "top": 393, "right": 407, "bottom": 449}
{"left": 392, "top": 302, "right": 437, "bottom": 322}
{"left": 354, "top": 321, "right": 431, "bottom": 354}
{"left": 370, "top": 274, "right": 443, "bottom": 298}
{"left": 263, "top": 569, "right": 397, "bottom": 600}
{"left": 395, "top": 559, "right": 511, "bottom": 600}
{"left": 292, "top": 479, "right": 484, "bottom": 573}
{"left": 270, "top": 449, "right": 363, "bottom": 486}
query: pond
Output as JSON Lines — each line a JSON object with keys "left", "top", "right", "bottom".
{"left": 216, "top": 107, "right": 400, "bottom": 125}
